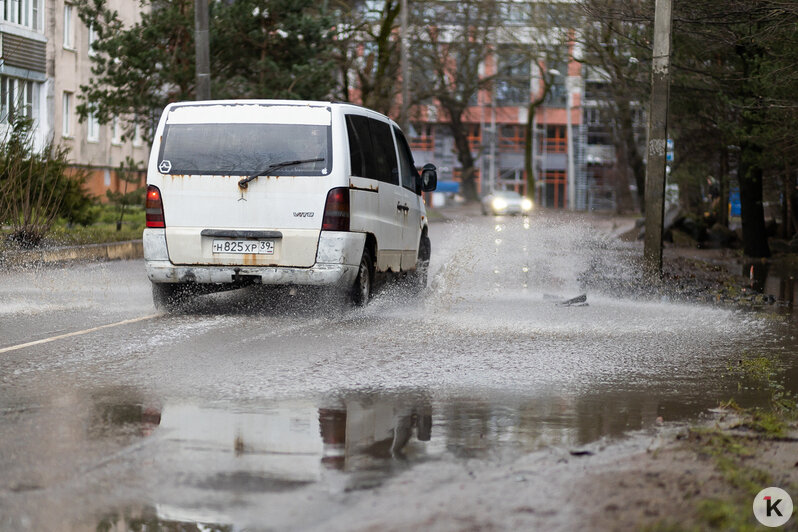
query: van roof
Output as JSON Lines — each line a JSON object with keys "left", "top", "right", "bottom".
{"left": 166, "top": 100, "right": 398, "bottom": 125}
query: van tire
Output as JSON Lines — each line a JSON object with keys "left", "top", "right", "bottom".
{"left": 410, "top": 234, "right": 431, "bottom": 293}
{"left": 351, "top": 248, "right": 372, "bottom": 307}
{"left": 152, "top": 282, "right": 190, "bottom": 311}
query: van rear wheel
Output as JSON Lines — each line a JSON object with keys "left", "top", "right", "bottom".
{"left": 409, "top": 235, "right": 430, "bottom": 293}
{"left": 351, "top": 248, "right": 372, "bottom": 307}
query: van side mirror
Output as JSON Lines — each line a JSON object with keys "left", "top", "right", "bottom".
{"left": 421, "top": 163, "right": 437, "bottom": 192}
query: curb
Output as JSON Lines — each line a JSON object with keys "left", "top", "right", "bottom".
{"left": 2, "top": 240, "right": 144, "bottom": 267}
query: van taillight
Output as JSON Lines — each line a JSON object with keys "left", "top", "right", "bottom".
{"left": 322, "top": 187, "right": 350, "bottom": 231}
{"left": 145, "top": 185, "right": 166, "bottom": 228}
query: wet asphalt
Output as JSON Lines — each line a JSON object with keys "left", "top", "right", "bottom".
{"left": 1, "top": 210, "right": 796, "bottom": 530}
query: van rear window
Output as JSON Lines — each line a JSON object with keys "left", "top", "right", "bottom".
{"left": 158, "top": 123, "right": 332, "bottom": 176}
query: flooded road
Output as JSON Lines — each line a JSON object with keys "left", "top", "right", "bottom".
{"left": 1, "top": 211, "right": 796, "bottom": 530}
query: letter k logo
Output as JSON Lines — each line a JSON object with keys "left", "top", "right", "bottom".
{"left": 754, "top": 488, "right": 792, "bottom": 527}
{"left": 765, "top": 496, "right": 783, "bottom": 517}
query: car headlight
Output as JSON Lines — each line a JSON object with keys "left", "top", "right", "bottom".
{"left": 492, "top": 198, "right": 508, "bottom": 210}
{"left": 521, "top": 198, "right": 533, "bottom": 211}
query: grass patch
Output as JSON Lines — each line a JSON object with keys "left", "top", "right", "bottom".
{"left": 44, "top": 221, "right": 144, "bottom": 246}
{"left": 653, "top": 352, "right": 798, "bottom": 530}
{"left": 2, "top": 204, "right": 145, "bottom": 248}
{"left": 694, "top": 498, "right": 761, "bottom": 531}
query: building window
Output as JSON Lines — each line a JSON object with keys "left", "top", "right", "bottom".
{"left": 133, "top": 121, "right": 143, "bottom": 146}
{"left": 1, "top": 76, "right": 35, "bottom": 124}
{"left": 62, "top": 92, "right": 72, "bottom": 137}
{"left": 87, "top": 106, "right": 99, "bottom": 142}
{"left": 495, "top": 46, "right": 531, "bottom": 106}
{"left": 409, "top": 123, "right": 434, "bottom": 151}
{"left": 88, "top": 23, "right": 97, "bottom": 56}
{"left": 542, "top": 125, "right": 566, "bottom": 153}
{"left": 543, "top": 170, "right": 567, "bottom": 209}
{"left": 499, "top": 124, "right": 525, "bottom": 151}
{"left": 111, "top": 115, "right": 121, "bottom": 144}
{"left": 63, "top": 4, "right": 74, "bottom": 48}
{"left": 1, "top": 0, "right": 40, "bottom": 28}
{"left": 31, "top": 0, "right": 39, "bottom": 30}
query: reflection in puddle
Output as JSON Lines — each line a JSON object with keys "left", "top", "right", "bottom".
{"left": 97, "top": 504, "right": 235, "bottom": 532}
{"left": 156, "top": 393, "right": 435, "bottom": 488}
{"left": 88, "top": 395, "right": 161, "bottom": 439}
{"left": 745, "top": 261, "right": 796, "bottom": 313}
{"left": 87, "top": 378, "right": 792, "bottom": 529}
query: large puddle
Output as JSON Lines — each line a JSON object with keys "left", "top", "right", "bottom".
{"left": 2, "top": 213, "right": 797, "bottom": 530}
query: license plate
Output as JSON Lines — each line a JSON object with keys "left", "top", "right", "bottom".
{"left": 212, "top": 239, "right": 274, "bottom": 254}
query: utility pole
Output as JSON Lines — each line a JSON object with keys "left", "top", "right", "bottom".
{"left": 400, "top": 0, "right": 409, "bottom": 132}
{"left": 565, "top": 75, "right": 575, "bottom": 210}
{"left": 643, "top": 0, "right": 673, "bottom": 280}
{"left": 195, "top": 0, "right": 211, "bottom": 100}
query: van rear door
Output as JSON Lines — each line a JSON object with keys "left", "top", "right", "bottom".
{"left": 154, "top": 103, "right": 333, "bottom": 268}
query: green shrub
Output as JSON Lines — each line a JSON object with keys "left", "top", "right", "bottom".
{"left": 0, "top": 116, "right": 96, "bottom": 247}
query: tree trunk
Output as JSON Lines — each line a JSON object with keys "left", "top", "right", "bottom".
{"left": 789, "top": 167, "right": 797, "bottom": 239}
{"left": 612, "top": 133, "right": 635, "bottom": 213}
{"left": 524, "top": 98, "right": 546, "bottom": 201}
{"left": 718, "top": 147, "right": 729, "bottom": 227}
{"left": 738, "top": 142, "right": 770, "bottom": 258}
{"left": 524, "top": 106, "right": 536, "bottom": 200}
{"left": 446, "top": 109, "right": 479, "bottom": 202}
{"left": 615, "top": 98, "right": 645, "bottom": 213}
{"left": 783, "top": 167, "right": 790, "bottom": 239}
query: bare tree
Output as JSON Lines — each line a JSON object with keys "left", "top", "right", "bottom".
{"left": 330, "top": 0, "right": 402, "bottom": 116}
{"left": 409, "top": 0, "right": 505, "bottom": 201}
{"left": 576, "top": 0, "right": 652, "bottom": 212}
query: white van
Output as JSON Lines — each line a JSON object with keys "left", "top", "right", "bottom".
{"left": 143, "top": 100, "right": 437, "bottom": 310}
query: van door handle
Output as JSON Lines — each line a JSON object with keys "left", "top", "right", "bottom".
{"left": 397, "top": 203, "right": 409, "bottom": 213}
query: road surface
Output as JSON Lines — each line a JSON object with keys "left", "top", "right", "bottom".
{"left": 0, "top": 210, "right": 793, "bottom": 530}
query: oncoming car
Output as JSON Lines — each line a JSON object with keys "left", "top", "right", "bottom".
{"left": 481, "top": 190, "right": 533, "bottom": 216}
{"left": 143, "top": 100, "right": 437, "bottom": 310}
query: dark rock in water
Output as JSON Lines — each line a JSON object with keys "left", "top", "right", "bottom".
{"left": 569, "top": 449, "right": 594, "bottom": 457}
{"left": 557, "top": 294, "right": 587, "bottom": 307}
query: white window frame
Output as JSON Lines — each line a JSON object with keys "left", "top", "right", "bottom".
{"left": 63, "top": 3, "right": 74, "bottom": 49}
{"left": 62, "top": 91, "right": 72, "bottom": 137}
{"left": 1, "top": 76, "right": 35, "bottom": 124}
{"left": 133, "top": 121, "right": 143, "bottom": 146}
{"left": 87, "top": 106, "right": 99, "bottom": 142}
{"left": 7, "top": 0, "right": 19, "bottom": 24}
{"left": 88, "top": 23, "right": 97, "bottom": 56}
{"left": 31, "top": 0, "right": 39, "bottom": 31}
{"left": 1, "top": 77, "right": 10, "bottom": 123}
{"left": 111, "top": 115, "right": 121, "bottom": 145}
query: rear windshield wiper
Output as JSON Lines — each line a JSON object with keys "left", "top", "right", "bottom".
{"left": 238, "top": 158, "right": 325, "bottom": 189}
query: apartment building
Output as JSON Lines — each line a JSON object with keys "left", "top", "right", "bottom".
{"left": 1, "top": 0, "right": 146, "bottom": 198}
{"left": 0, "top": 0, "right": 49, "bottom": 149}
{"left": 50, "top": 0, "right": 147, "bottom": 199}
{"left": 394, "top": 1, "right": 628, "bottom": 211}
{"left": 404, "top": 49, "right": 591, "bottom": 209}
